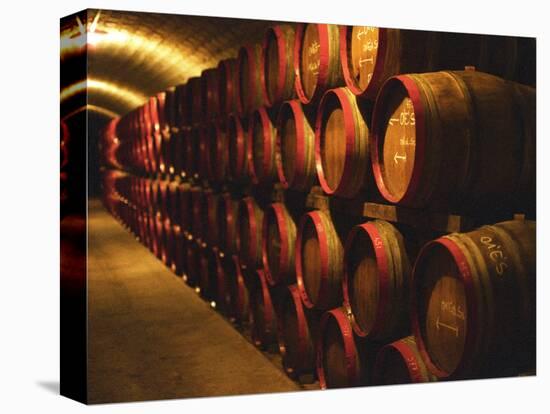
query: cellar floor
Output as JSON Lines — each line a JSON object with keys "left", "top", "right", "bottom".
{"left": 87, "top": 199, "right": 300, "bottom": 404}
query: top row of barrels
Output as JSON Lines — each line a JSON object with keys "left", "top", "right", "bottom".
{"left": 161, "top": 24, "right": 534, "bottom": 127}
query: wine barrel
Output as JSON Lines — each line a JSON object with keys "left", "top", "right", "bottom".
{"left": 262, "top": 202, "right": 297, "bottom": 286}
{"left": 371, "top": 70, "right": 535, "bottom": 213}
{"left": 296, "top": 210, "right": 344, "bottom": 310}
{"left": 164, "top": 86, "right": 177, "bottom": 133}
{"left": 215, "top": 250, "right": 231, "bottom": 316}
{"left": 190, "top": 187, "right": 204, "bottom": 241}
{"left": 315, "top": 87, "right": 372, "bottom": 198}
{"left": 154, "top": 214, "right": 167, "bottom": 262}
{"left": 275, "top": 99, "right": 316, "bottom": 191}
{"left": 277, "top": 284, "right": 318, "bottom": 379}
{"left": 150, "top": 180, "right": 161, "bottom": 215}
{"left": 339, "top": 27, "right": 533, "bottom": 100}
{"left": 218, "top": 58, "right": 239, "bottom": 117}
{"left": 183, "top": 127, "right": 202, "bottom": 180}
{"left": 201, "top": 67, "right": 220, "bottom": 121}
{"left": 169, "top": 129, "right": 184, "bottom": 177}
{"left": 477, "top": 35, "right": 535, "bottom": 87}
{"left": 250, "top": 270, "right": 278, "bottom": 350}
{"left": 343, "top": 220, "right": 411, "bottom": 341}
{"left": 185, "top": 76, "right": 202, "bottom": 126}
{"left": 199, "top": 247, "right": 219, "bottom": 301}
{"left": 227, "top": 114, "right": 248, "bottom": 182}
{"left": 184, "top": 237, "right": 201, "bottom": 287}
{"left": 237, "top": 44, "right": 264, "bottom": 115}
{"left": 165, "top": 221, "right": 177, "bottom": 269}
{"left": 174, "top": 83, "right": 190, "bottom": 128}
{"left": 158, "top": 180, "right": 170, "bottom": 219}
{"left": 167, "top": 181, "right": 180, "bottom": 226}
{"left": 147, "top": 213, "right": 157, "bottom": 254}
{"left": 317, "top": 307, "right": 362, "bottom": 389}
{"left": 206, "top": 119, "right": 228, "bottom": 184}
{"left": 412, "top": 219, "right": 535, "bottom": 379}
{"left": 226, "top": 255, "right": 251, "bottom": 325}
{"left": 177, "top": 182, "right": 192, "bottom": 232}
{"left": 171, "top": 224, "right": 186, "bottom": 277}
{"left": 249, "top": 107, "right": 277, "bottom": 185}
{"left": 262, "top": 24, "right": 296, "bottom": 107}
{"left": 372, "top": 336, "right": 437, "bottom": 385}
{"left": 201, "top": 191, "right": 220, "bottom": 248}
{"left": 294, "top": 23, "right": 344, "bottom": 104}
{"left": 238, "top": 196, "right": 264, "bottom": 269}
{"left": 217, "top": 193, "right": 239, "bottom": 254}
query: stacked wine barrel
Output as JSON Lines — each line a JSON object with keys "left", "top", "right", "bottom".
{"left": 99, "top": 22, "right": 536, "bottom": 390}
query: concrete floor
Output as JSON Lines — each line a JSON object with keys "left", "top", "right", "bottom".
{"left": 87, "top": 200, "right": 300, "bottom": 403}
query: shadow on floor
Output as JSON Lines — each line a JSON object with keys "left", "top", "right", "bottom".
{"left": 36, "top": 381, "right": 59, "bottom": 395}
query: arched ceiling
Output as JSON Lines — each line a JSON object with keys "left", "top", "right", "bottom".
{"left": 60, "top": 9, "right": 280, "bottom": 119}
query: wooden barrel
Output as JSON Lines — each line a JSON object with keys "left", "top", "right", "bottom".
{"left": 215, "top": 250, "right": 231, "bottom": 316}
{"left": 275, "top": 99, "right": 316, "bottom": 191}
{"left": 147, "top": 213, "right": 157, "bottom": 254}
{"left": 339, "top": 28, "right": 534, "bottom": 100}
{"left": 171, "top": 224, "right": 186, "bottom": 277}
{"left": 206, "top": 120, "right": 228, "bottom": 184}
{"left": 154, "top": 214, "right": 166, "bottom": 261}
{"left": 184, "top": 238, "right": 201, "bottom": 287}
{"left": 315, "top": 87, "right": 372, "bottom": 198}
{"left": 250, "top": 270, "right": 278, "bottom": 350}
{"left": 262, "top": 202, "right": 297, "bottom": 286}
{"left": 199, "top": 247, "right": 219, "bottom": 301}
{"left": 177, "top": 182, "right": 192, "bottom": 232}
{"left": 217, "top": 193, "right": 239, "bottom": 254}
{"left": 226, "top": 255, "right": 251, "bottom": 325}
{"left": 238, "top": 196, "right": 264, "bottom": 269}
{"left": 167, "top": 181, "right": 181, "bottom": 227}
{"left": 151, "top": 180, "right": 161, "bottom": 215}
{"left": 201, "top": 67, "right": 220, "bottom": 121}
{"left": 412, "top": 219, "right": 535, "bottom": 380}
{"left": 164, "top": 86, "right": 177, "bottom": 132}
{"left": 201, "top": 191, "right": 219, "bottom": 248}
{"left": 158, "top": 180, "right": 170, "bottom": 219}
{"left": 218, "top": 58, "right": 239, "bottom": 117}
{"left": 343, "top": 220, "right": 411, "bottom": 341}
{"left": 174, "top": 83, "right": 190, "bottom": 128}
{"left": 296, "top": 210, "right": 344, "bottom": 310}
{"left": 185, "top": 76, "right": 202, "bottom": 126}
{"left": 372, "top": 336, "right": 437, "bottom": 385}
{"left": 237, "top": 44, "right": 264, "bottom": 115}
{"left": 262, "top": 24, "right": 296, "bottom": 107}
{"left": 249, "top": 107, "right": 277, "bottom": 185}
{"left": 477, "top": 35, "right": 536, "bottom": 87}
{"left": 181, "top": 128, "right": 195, "bottom": 179}
{"left": 165, "top": 221, "right": 177, "bottom": 269}
{"left": 169, "top": 129, "right": 184, "bottom": 178}
{"left": 227, "top": 114, "right": 248, "bottom": 182}
{"left": 190, "top": 187, "right": 204, "bottom": 241}
{"left": 277, "top": 284, "right": 318, "bottom": 379}
{"left": 294, "top": 23, "right": 344, "bottom": 104}
{"left": 317, "top": 307, "right": 362, "bottom": 389}
{"left": 370, "top": 70, "right": 535, "bottom": 213}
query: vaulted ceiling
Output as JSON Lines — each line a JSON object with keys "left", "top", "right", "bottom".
{"left": 60, "top": 9, "right": 279, "bottom": 120}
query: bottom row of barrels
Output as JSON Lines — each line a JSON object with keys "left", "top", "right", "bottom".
{"left": 105, "top": 193, "right": 535, "bottom": 387}
{"left": 158, "top": 231, "right": 435, "bottom": 388}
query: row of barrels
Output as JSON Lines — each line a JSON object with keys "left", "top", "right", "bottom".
{"left": 114, "top": 24, "right": 535, "bottom": 142}
{"left": 104, "top": 68, "right": 535, "bottom": 216}
{"left": 103, "top": 169, "right": 536, "bottom": 384}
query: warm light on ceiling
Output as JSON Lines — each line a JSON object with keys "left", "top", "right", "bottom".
{"left": 60, "top": 10, "right": 203, "bottom": 80}
{"left": 61, "top": 104, "right": 120, "bottom": 121}
{"left": 60, "top": 78, "right": 147, "bottom": 108}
